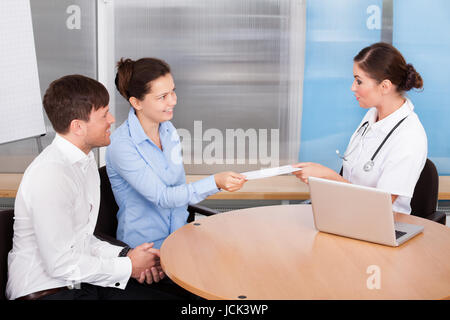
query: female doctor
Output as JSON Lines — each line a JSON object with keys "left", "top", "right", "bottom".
{"left": 292, "top": 42, "right": 427, "bottom": 214}
{"left": 106, "top": 57, "right": 246, "bottom": 251}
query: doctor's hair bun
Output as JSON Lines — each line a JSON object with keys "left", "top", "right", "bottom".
{"left": 354, "top": 42, "right": 423, "bottom": 93}
{"left": 115, "top": 58, "right": 135, "bottom": 100}
{"left": 400, "top": 63, "right": 423, "bottom": 91}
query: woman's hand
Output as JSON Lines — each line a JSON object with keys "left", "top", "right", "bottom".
{"left": 214, "top": 171, "right": 247, "bottom": 192}
{"left": 291, "top": 162, "right": 339, "bottom": 184}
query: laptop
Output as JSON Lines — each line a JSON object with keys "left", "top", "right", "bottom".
{"left": 308, "top": 176, "right": 424, "bottom": 247}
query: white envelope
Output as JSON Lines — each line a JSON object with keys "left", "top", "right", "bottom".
{"left": 241, "top": 165, "right": 302, "bottom": 180}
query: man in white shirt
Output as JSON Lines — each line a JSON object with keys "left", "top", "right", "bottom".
{"left": 6, "top": 75, "right": 183, "bottom": 300}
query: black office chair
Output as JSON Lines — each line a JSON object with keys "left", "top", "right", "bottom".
{"left": 0, "top": 209, "right": 14, "bottom": 300}
{"left": 94, "top": 166, "right": 128, "bottom": 247}
{"left": 338, "top": 158, "right": 446, "bottom": 225}
{"left": 410, "top": 159, "right": 446, "bottom": 225}
{"left": 94, "top": 166, "right": 219, "bottom": 245}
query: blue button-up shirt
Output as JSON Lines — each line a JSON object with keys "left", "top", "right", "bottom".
{"left": 106, "top": 108, "right": 219, "bottom": 249}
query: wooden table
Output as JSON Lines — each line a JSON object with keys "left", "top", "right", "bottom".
{"left": 0, "top": 174, "right": 22, "bottom": 198}
{"left": 188, "top": 175, "right": 310, "bottom": 200}
{"left": 1, "top": 173, "right": 450, "bottom": 200}
{"left": 160, "top": 204, "right": 450, "bottom": 300}
{"left": 187, "top": 175, "right": 450, "bottom": 200}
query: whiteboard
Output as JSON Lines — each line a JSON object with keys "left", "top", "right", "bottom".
{"left": 0, "top": 0, "right": 46, "bottom": 144}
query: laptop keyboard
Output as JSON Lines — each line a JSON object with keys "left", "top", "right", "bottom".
{"left": 395, "top": 230, "right": 407, "bottom": 239}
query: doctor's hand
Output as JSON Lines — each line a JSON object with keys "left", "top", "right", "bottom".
{"left": 214, "top": 171, "right": 247, "bottom": 192}
{"left": 291, "top": 162, "right": 338, "bottom": 184}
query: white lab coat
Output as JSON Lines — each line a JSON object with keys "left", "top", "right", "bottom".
{"left": 342, "top": 98, "right": 428, "bottom": 214}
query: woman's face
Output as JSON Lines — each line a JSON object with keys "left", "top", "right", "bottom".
{"left": 351, "top": 63, "right": 382, "bottom": 109}
{"left": 135, "top": 73, "right": 177, "bottom": 124}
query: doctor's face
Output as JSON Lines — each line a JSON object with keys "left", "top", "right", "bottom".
{"left": 351, "top": 63, "right": 383, "bottom": 109}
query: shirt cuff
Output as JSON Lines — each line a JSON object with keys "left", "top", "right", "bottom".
{"left": 105, "top": 244, "right": 124, "bottom": 258}
{"left": 192, "top": 175, "right": 220, "bottom": 196}
{"left": 109, "top": 257, "right": 132, "bottom": 290}
{"left": 100, "top": 243, "right": 124, "bottom": 259}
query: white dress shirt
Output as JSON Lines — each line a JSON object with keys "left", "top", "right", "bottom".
{"left": 6, "top": 134, "right": 132, "bottom": 300}
{"left": 342, "top": 98, "right": 427, "bottom": 214}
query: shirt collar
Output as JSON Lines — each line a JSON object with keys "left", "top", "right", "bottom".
{"left": 369, "top": 98, "right": 414, "bottom": 134}
{"left": 53, "top": 134, "right": 96, "bottom": 171}
{"left": 128, "top": 108, "right": 149, "bottom": 144}
{"left": 127, "top": 107, "right": 171, "bottom": 145}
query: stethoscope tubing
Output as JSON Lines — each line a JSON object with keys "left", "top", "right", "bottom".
{"left": 339, "top": 116, "right": 408, "bottom": 172}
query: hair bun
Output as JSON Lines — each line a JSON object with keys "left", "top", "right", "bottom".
{"left": 117, "top": 58, "right": 134, "bottom": 70}
{"left": 401, "top": 63, "right": 423, "bottom": 91}
{"left": 115, "top": 58, "right": 135, "bottom": 99}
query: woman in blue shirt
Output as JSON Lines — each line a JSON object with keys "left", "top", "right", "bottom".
{"left": 106, "top": 57, "right": 246, "bottom": 250}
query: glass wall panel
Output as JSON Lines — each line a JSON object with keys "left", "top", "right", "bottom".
{"left": 299, "top": 0, "right": 450, "bottom": 175}
{"left": 393, "top": 0, "right": 450, "bottom": 174}
{"left": 299, "top": 0, "right": 383, "bottom": 172}
{"left": 113, "top": 0, "right": 305, "bottom": 174}
{"left": 2, "top": 0, "right": 448, "bottom": 176}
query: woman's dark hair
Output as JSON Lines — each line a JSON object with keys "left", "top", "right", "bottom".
{"left": 115, "top": 57, "right": 171, "bottom": 101}
{"left": 43, "top": 74, "right": 109, "bottom": 134}
{"left": 354, "top": 42, "right": 423, "bottom": 92}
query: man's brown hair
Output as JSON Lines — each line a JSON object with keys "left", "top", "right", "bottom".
{"left": 43, "top": 74, "right": 109, "bottom": 134}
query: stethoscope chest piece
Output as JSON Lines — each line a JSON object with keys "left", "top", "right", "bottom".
{"left": 363, "top": 160, "right": 374, "bottom": 172}
{"left": 341, "top": 116, "right": 408, "bottom": 173}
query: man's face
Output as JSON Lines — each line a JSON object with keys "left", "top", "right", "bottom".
{"left": 84, "top": 105, "right": 115, "bottom": 149}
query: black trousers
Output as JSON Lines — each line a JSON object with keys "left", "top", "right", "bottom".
{"left": 39, "top": 277, "right": 197, "bottom": 300}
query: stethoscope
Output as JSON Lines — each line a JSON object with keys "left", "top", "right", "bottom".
{"left": 336, "top": 116, "right": 408, "bottom": 172}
